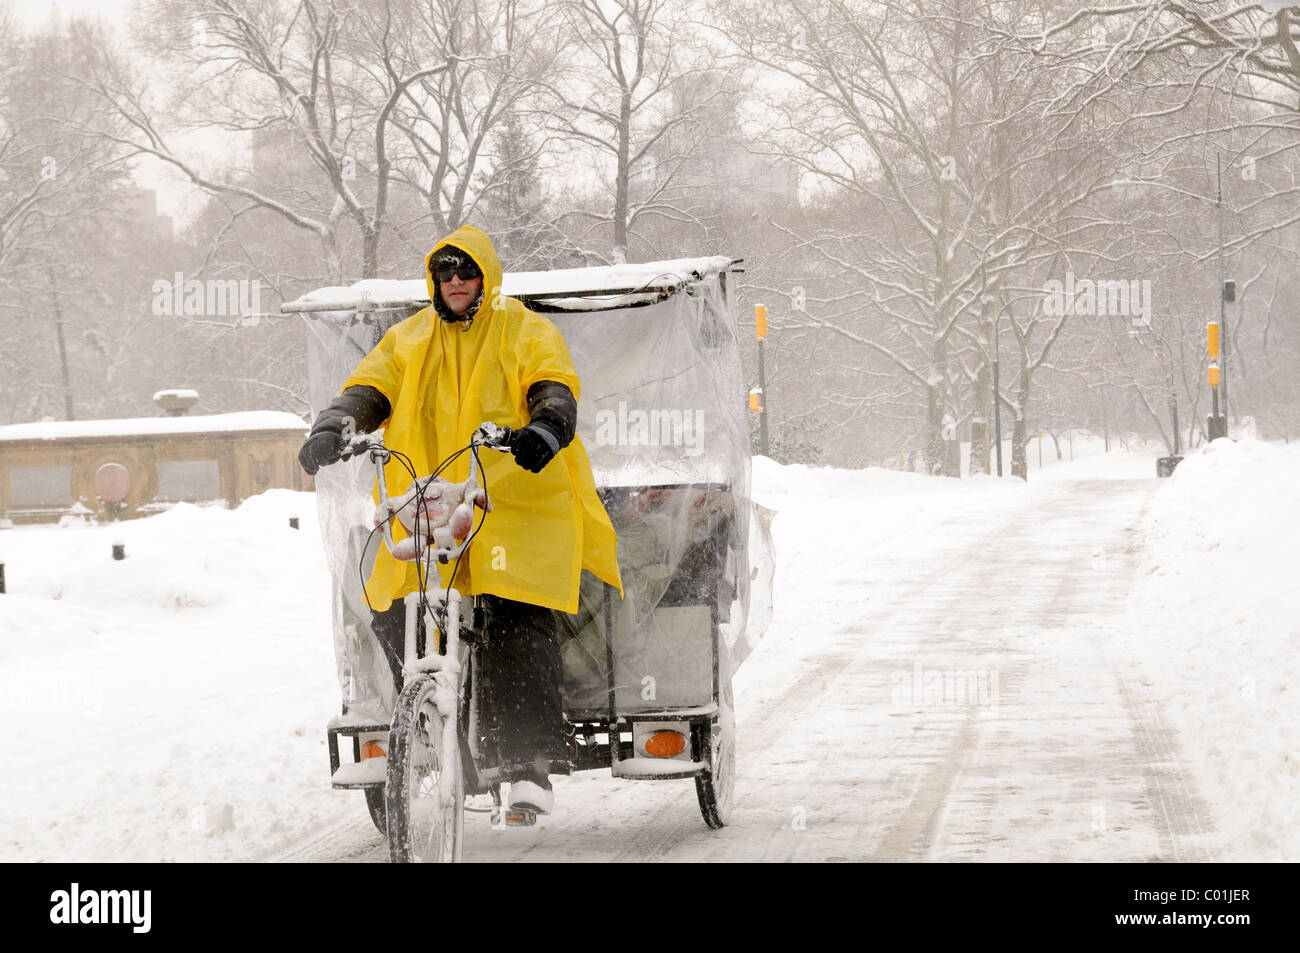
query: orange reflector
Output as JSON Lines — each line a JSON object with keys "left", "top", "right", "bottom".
{"left": 644, "top": 731, "right": 687, "bottom": 758}
{"left": 360, "top": 742, "right": 386, "bottom": 760}
{"left": 1208, "top": 365, "right": 1221, "bottom": 388}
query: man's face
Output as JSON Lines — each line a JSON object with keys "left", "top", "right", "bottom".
{"left": 439, "top": 272, "right": 482, "bottom": 315}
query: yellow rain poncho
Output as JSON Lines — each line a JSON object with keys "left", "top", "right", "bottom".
{"left": 343, "top": 225, "right": 623, "bottom": 613}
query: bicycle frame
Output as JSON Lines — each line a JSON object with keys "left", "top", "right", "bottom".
{"left": 354, "top": 423, "right": 512, "bottom": 790}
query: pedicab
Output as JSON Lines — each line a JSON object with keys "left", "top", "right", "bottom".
{"left": 282, "top": 256, "right": 776, "bottom": 862}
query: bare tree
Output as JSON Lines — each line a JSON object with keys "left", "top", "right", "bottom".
{"left": 1016, "top": 3, "right": 1300, "bottom": 256}
{"left": 376, "top": 0, "right": 567, "bottom": 256}
{"left": 75, "top": 0, "right": 463, "bottom": 280}
{"left": 549, "top": 0, "right": 725, "bottom": 262}
{"left": 1007, "top": 2, "right": 1300, "bottom": 441}
{"left": 722, "top": 0, "right": 1142, "bottom": 477}
{"left": 0, "top": 14, "right": 134, "bottom": 421}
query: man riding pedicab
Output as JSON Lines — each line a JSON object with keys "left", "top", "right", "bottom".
{"left": 298, "top": 225, "right": 623, "bottom": 814}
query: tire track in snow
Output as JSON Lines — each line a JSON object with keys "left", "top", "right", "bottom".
{"left": 866, "top": 508, "right": 1052, "bottom": 862}
{"left": 1107, "top": 495, "right": 1216, "bottom": 860}
{"left": 1091, "top": 489, "right": 1216, "bottom": 860}
{"left": 1114, "top": 674, "right": 1217, "bottom": 861}
{"left": 608, "top": 502, "right": 1040, "bottom": 863}
{"left": 871, "top": 705, "right": 981, "bottom": 861}
{"left": 870, "top": 479, "right": 1215, "bottom": 862}
{"left": 262, "top": 812, "right": 383, "bottom": 863}
{"left": 755, "top": 505, "right": 1047, "bottom": 862}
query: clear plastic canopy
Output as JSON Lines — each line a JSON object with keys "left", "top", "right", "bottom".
{"left": 289, "top": 258, "right": 775, "bottom": 723}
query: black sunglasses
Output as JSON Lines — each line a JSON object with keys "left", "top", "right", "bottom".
{"left": 433, "top": 263, "right": 481, "bottom": 282}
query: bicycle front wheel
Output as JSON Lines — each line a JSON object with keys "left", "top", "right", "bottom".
{"left": 386, "top": 674, "right": 463, "bottom": 863}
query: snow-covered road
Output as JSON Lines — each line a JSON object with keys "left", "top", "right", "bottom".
{"left": 6, "top": 440, "right": 1296, "bottom": 862}
{"left": 267, "top": 461, "right": 1215, "bottom": 861}
{"left": 317, "top": 475, "right": 1211, "bottom": 862}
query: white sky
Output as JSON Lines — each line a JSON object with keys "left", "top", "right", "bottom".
{"left": 8, "top": 0, "right": 791, "bottom": 228}
{"left": 13, "top": 0, "right": 136, "bottom": 31}
{"left": 13, "top": 0, "right": 223, "bottom": 226}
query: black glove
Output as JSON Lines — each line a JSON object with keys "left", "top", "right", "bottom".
{"left": 512, "top": 381, "right": 577, "bottom": 474}
{"left": 513, "top": 421, "right": 562, "bottom": 473}
{"left": 298, "top": 430, "right": 348, "bottom": 476}
{"left": 299, "top": 385, "right": 392, "bottom": 476}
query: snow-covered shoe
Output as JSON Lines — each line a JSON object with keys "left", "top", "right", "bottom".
{"left": 508, "top": 777, "right": 554, "bottom": 815}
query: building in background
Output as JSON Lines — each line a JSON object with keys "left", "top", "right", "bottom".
{"left": 105, "top": 186, "right": 173, "bottom": 246}
{"left": 0, "top": 391, "right": 308, "bottom": 524}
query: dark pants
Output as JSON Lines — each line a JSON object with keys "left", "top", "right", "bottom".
{"left": 370, "top": 593, "right": 567, "bottom": 771}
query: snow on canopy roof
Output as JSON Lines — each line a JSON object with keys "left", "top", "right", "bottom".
{"left": 0, "top": 411, "right": 309, "bottom": 443}
{"left": 281, "top": 255, "right": 736, "bottom": 313}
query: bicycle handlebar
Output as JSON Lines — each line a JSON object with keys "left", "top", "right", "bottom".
{"left": 353, "top": 423, "right": 514, "bottom": 564}
{"left": 340, "top": 422, "right": 514, "bottom": 464}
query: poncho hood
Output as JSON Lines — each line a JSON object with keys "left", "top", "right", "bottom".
{"left": 424, "top": 225, "right": 501, "bottom": 323}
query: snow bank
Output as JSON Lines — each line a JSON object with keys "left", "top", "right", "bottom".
{"left": 1, "top": 490, "right": 320, "bottom": 611}
{"left": 0, "top": 490, "right": 338, "bottom": 861}
{"left": 1121, "top": 437, "right": 1300, "bottom": 860}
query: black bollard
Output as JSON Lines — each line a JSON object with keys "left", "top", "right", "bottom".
{"left": 289, "top": 517, "right": 299, "bottom": 530}
{"left": 0, "top": 562, "right": 5, "bottom": 594}
{"left": 112, "top": 543, "right": 125, "bottom": 561}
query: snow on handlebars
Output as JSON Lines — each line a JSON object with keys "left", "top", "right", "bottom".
{"left": 375, "top": 479, "right": 490, "bottom": 560}
{"left": 359, "top": 422, "right": 514, "bottom": 563}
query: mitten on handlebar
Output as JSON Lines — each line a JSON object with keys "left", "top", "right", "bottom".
{"left": 298, "top": 385, "right": 392, "bottom": 475}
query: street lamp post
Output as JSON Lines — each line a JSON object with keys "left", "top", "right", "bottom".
{"left": 1216, "top": 154, "right": 1232, "bottom": 425}
{"left": 1171, "top": 392, "right": 1181, "bottom": 455}
{"left": 992, "top": 309, "right": 1003, "bottom": 477}
{"left": 1208, "top": 319, "right": 1226, "bottom": 440}
{"left": 755, "top": 304, "right": 770, "bottom": 457}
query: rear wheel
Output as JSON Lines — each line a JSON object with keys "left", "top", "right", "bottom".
{"left": 386, "top": 674, "right": 463, "bottom": 863}
{"left": 695, "top": 681, "right": 735, "bottom": 828}
{"left": 363, "top": 786, "right": 386, "bottom": 835}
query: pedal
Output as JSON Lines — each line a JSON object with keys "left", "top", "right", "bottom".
{"left": 489, "top": 805, "right": 539, "bottom": 828}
